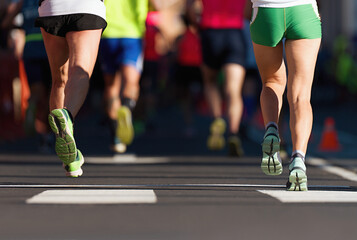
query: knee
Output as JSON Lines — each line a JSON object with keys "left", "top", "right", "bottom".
{"left": 262, "top": 76, "right": 286, "bottom": 96}
{"left": 262, "top": 76, "right": 286, "bottom": 88}
{"left": 287, "top": 92, "right": 311, "bottom": 107}
{"left": 226, "top": 88, "right": 242, "bottom": 100}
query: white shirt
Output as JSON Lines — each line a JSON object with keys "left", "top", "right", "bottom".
{"left": 38, "top": 0, "right": 106, "bottom": 20}
{"left": 251, "top": 0, "right": 316, "bottom": 8}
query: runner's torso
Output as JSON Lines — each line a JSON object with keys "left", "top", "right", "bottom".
{"left": 251, "top": 0, "right": 316, "bottom": 8}
{"left": 102, "top": 0, "right": 148, "bottom": 38}
{"left": 200, "top": 0, "right": 246, "bottom": 29}
{"left": 38, "top": 0, "right": 106, "bottom": 20}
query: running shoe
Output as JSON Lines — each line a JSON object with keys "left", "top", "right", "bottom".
{"left": 207, "top": 118, "right": 226, "bottom": 150}
{"left": 48, "top": 109, "right": 77, "bottom": 165}
{"left": 111, "top": 136, "right": 127, "bottom": 153}
{"left": 286, "top": 154, "right": 308, "bottom": 191}
{"left": 228, "top": 135, "right": 244, "bottom": 157}
{"left": 261, "top": 125, "right": 282, "bottom": 175}
{"left": 117, "top": 106, "right": 134, "bottom": 145}
{"left": 63, "top": 149, "right": 84, "bottom": 177}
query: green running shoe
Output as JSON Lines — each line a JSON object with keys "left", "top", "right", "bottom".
{"left": 207, "top": 118, "right": 226, "bottom": 150}
{"left": 63, "top": 150, "right": 84, "bottom": 177}
{"left": 48, "top": 109, "right": 77, "bottom": 165}
{"left": 117, "top": 106, "right": 134, "bottom": 145}
{"left": 286, "top": 155, "right": 307, "bottom": 191}
{"left": 261, "top": 125, "right": 282, "bottom": 175}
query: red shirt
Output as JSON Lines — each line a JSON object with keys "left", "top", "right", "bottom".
{"left": 200, "top": 0, "right": 246, "bottom": 29}
{"left": 177, "top": 28, "right": 202, "bottom": 66}
{"left": 144, "top": 11, "right": 160, "bottom": 61}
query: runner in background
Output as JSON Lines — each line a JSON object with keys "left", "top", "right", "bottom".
{"left": 187, "top": 0, "right": 248, "bottom": 157}
{"left": 3, "top": 0, "right": 53, "bottom": 152}
{"left": 174, "top": 10, "right": 202, "bottom": 137}
{"left": 99, "top": 0, "right": 148, "bottom": 153}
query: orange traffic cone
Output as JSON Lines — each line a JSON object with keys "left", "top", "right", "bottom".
{"left": 318, "top": 117, "right": 341, "bottom": 151}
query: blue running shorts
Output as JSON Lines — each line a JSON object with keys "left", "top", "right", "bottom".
{"left": 99, "top": 38, "right": 144, "bottom": 74}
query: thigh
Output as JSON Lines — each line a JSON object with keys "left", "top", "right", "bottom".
{"left": 285, "top": 38, "right": 321, "bottom": 95}
{"left": 252, "top": 42, "right": 286, "bottom": 84}
{"left": 40, "top": 28, "right": 69, "bottom": 75}
{"left": 224, "top": 63, "right": 246, "bottom": 94}
{"left": 66, "top": 29, "right": 102, "bottom": 76}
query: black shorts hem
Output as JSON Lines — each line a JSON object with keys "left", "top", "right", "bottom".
{"left": 35, "top": 13, "right": 107, "bottom": 37}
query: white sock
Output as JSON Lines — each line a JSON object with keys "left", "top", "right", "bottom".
{"left": 291, "top": 150, "right": 305, "bottom": 161}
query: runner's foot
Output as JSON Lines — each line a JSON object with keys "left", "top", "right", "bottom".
{"left": 228, "top": 135, "right": 244, "bottom": 157}
{"left": 117, "top": 106, "right": 134, "bottom": 145}
{"left": 261, "top": 125, "right": 282, "bottom": 175}
{"left": 48, "top": 109, "right": 77, "bottom": 165}
{"left": 286, "top": 153, "right": 308, "bottom": 191}
{"left": 63, "top": 149, "right": 84, "bottom": 177}
{"left": 207, "top": 118, "right": 226, "bottom": 150}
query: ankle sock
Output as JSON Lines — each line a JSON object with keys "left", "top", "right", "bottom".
{"left": 122, "top": 98, "right": 136, "bottom": 111}
{"left": 265, "top": 122, "right": 278, "bottom": 131}
{"left": 291, "top": 150, "right": 305, "bottom": 162}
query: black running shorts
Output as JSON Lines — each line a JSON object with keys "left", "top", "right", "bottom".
{"left": 35, "top": 13, "right": 107, "bottom": 37}
{"left": 200, "top": 28, "right": 247, "bottom": 69}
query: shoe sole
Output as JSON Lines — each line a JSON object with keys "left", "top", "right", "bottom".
{"left": 207, "top": 119, "right": 226, "bottom": 150}
{"left": 207, "top": 135, "right": 225, "bottom": 150}
{"left": 117, "top": 107, "right": 134, "bottom": 145}
{"left": 287, "top": 169, "right": 308, "bottom": 191}
{"left": 63, "top": 157, "right": 84, "bottom": 177}
{"left": 48, "top": 111, "right": 77, "bottom": 165}
{"left": 261, "top": 138, "right": 282, "bottom": 175}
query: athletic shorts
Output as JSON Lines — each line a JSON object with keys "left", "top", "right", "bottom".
{"left": 200, "top": 29, "right": 247, "bottom": 70}
{"left": 250, "top": 4, "right": 322, "bottom": 47}
{"left": 23, "top": 58, "right": 51, "bottom": 88}
{"left": 99, "top": 38, "right": 144, "bottom": 74}
{"left": 35, "top": 14, "right": 107, "bottom": 37}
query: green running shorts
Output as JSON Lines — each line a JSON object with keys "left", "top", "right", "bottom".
{"left": 250, "top": 4, "right": 322, "bottom": 47}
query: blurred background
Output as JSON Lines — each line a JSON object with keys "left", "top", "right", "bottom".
{"left": 0, "top": 0, "right": 356, "bottom": 158}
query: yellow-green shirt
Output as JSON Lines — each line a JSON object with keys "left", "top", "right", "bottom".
{"left": 102, "top": 0, "right": 148, "bottom": 39}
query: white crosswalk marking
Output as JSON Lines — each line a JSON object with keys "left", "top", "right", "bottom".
{"left": 258, "top": 190, "right": 357, "bottom": 203}
{"left": 26, "top": 189, "right": 158, "bottom": 204}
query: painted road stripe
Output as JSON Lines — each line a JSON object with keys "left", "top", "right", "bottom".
{"left": 26, "top": 189, "right": 157, "bottom": 204}
{"left": 85, "top": 155, "right": 170, "bottom": 164}
{"left": 258, "top": 190, "right": 357, "bottom": 203}
{"left": 309, "top": 157, "right": 357, "bottom": 182}
{"left": 0, "top": 184, "right": 352, "bottom": 189}
{"left": 0, "top": 154, "right": 256, "bottom": 164}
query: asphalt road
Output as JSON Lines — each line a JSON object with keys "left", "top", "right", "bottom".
{"left": 0, "top": 153, "right": 356, "bottom": 240}
{"left": 1, "top": 104, "right": 357, "bottom": 240}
